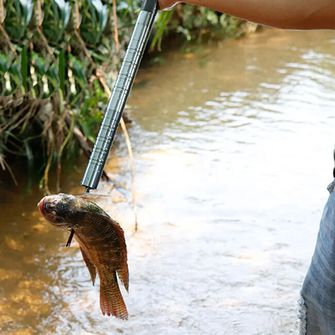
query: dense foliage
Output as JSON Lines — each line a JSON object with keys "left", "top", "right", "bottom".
{"left": 0, "top": 0, "right": 253, "bottom": 190}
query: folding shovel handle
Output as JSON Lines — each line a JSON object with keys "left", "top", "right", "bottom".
{"left": 82, "top": 0, "right": 158, "bottom": 191}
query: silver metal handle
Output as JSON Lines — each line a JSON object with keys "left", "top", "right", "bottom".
{"left": 82, "top": 1, "right": 158, "bottom": 190}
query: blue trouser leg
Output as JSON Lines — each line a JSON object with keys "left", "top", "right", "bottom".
{"left": 300, "top": 181, "right": 335, "bottom": 334}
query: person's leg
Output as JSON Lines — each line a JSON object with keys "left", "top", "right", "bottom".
{"left": 301, "top": 180, "right": 335, "bottom": 334}
{"left": 299, "top": 297, "right": 325, "bottom": 334}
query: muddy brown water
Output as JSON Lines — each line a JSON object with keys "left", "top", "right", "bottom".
{"left": 1, "top": 29, "right": 335, "bottom": 334}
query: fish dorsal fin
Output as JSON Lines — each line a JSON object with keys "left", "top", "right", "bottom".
{"left": 79, "top": 245, "right": 97, "bottom": 286}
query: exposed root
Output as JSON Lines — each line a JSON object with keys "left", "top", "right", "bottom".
{"left": 0, "top": 154, "right": 18, "bottom": 186}
{"left": 120, "top": 118, "right": 138, "bottom": 231}
{"left": 0, "top": 94, "right": 103, "bottom": 193}
{"left": 41, "top": 140, "right": 53, "bottom": 195}
{"left": 112, "top": 0, "right": 120, "bottom": 51}
{"left": 0, "top": 24, "right": 17, "bottom": 55}
{"left": 0, "top": 0, "right": 138, "bottom": 194}
{"left": 56, "top": 109, "right": 75, "bottom": 192}
{"left": 64, "top": 115, "right": 110, "bottom": 182}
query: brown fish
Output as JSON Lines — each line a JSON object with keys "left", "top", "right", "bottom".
{"left": 38, "top": 193, "right": 129, "bottom": 319}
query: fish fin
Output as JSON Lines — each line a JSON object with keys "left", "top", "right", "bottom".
{"left": 79, "top": 246, "right": 97, "bottom": 286}
{"left": 110, "top": 221, "right": 129, "bottom": 291}
{"left": 100, "top": 272, "right": 128, "bottom": 319}
{"left": 117, "top": 265, "right": 129, "bottom": 292}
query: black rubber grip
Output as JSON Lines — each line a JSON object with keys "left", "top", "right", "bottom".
{"left": 142, "top": 0, "right": 158, "bottom": 12}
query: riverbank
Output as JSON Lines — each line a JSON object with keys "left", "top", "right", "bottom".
{"left": 0, "top": 0, "right": 258, "bottom": 192}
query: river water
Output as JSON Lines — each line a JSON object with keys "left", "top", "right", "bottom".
{"left": 1, "top": 29, "right": 335, "bottom": 334}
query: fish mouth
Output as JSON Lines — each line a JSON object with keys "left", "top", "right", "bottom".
{"left": 37, "top": 195, "right": 69, "bottom": 227}
{"left": 37, "top": 196, "right": 59, "bottom": 224}
{"left": 37, "top": 197, "right": 46, "bottom": 215}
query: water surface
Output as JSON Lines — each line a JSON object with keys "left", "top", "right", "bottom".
{"left": 1, "top": 29, "right": 335, "bottom": 334}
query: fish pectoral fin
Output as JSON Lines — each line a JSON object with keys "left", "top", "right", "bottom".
{"left": 79, "top": 246, "right": 97, "bottom": 286}
{"left": 100, "top": 272, "right": 128, "bottom": 320}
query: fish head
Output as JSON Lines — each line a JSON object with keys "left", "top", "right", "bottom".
{"left": 38, "top": 193, "right": 82, "bottom": 228}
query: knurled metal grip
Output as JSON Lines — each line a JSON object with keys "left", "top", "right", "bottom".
{"left": 81, "top": 0, "right": 158, "bottom": 190}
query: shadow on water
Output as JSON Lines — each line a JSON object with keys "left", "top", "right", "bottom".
{"left": 1, "top": 29, "right": 335, "bottom": 334}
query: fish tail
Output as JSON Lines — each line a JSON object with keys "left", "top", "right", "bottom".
{"left": 100, "top": 272, "right": 128, "bottom": 319}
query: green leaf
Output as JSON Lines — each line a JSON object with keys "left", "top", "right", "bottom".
{"left": 55, "top": 0, "right": 71, "bottom": 27}
{"left": 80, "top": 0, "right": 109, "bottom": 47}
{"left": 20, "top": 0, "right": 34, "bottom": 26}
{"left": 151, "top": 10, "right": 174, "bottom": 51}
{"left": 20, "top": 46, "right": 28, "bottom": 92}
{"left": 0, "top": 53, "right": 10, "bottom": 72}
{"left": 42, "top": 0, "right": 71, "bottom": 45}
{"left": 206, "top": 10, "right": 218, "bottom": 25}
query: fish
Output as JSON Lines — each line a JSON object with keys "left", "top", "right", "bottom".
{"left": 38, "top": 193, "right": 129, "bottom": 319}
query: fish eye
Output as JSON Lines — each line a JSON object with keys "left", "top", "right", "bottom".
{"left": 45, "top": 202, "right": 55, "bottom": 211}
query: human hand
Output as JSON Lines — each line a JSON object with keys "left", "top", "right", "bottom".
{"left": 158, "top": 0, "right": 181, "bottom": 10}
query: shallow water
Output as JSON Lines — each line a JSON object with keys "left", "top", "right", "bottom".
{"left": 1, "top": 29, "right": 335, "bottom": 334}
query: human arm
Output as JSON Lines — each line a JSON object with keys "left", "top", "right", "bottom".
{"left": 158, "top": 0, "right": 335, "bottom": 29}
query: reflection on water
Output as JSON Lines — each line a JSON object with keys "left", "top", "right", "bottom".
{"left": 1, "top": 29, "right": 335, "bottom": 334}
